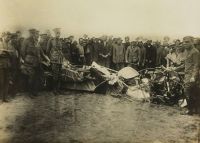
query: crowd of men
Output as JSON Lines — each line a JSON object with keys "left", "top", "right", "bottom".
{"left": 0, "top": 28, "right": 200, "bottom": 115}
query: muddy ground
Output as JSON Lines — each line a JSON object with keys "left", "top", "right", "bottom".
{"left": 0, "top": 91, "right": 199, "bottom": 143}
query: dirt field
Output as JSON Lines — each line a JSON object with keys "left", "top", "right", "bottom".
{"left": 0, "top": 91, "right": 199, "bottom": 143}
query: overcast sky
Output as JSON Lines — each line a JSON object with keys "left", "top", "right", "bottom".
{"left": 0, "top": 0, "right": 200, "bottom": 40}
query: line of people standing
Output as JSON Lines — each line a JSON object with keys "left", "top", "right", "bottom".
{"left": 1, "top": 28, "right": 200, "bottom": 117}
{"left": 61, "top": 35, "right": 172, "bottom": 71}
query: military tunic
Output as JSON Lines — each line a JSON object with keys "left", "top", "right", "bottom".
{"left": 47, "top": 38, "right": 63, "bottom": 91}
{"left": 21, "top": 37, "right": 41, "bottom": 95}
{"left": 21, "top": 37, "right": 41, "bottom": 74}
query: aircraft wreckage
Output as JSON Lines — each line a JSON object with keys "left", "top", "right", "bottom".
{"left": 42, "top": 61, "right": 186, "bottom": 107}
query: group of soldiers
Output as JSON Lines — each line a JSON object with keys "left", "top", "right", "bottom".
{"left": 0, "top": 28, "right": 200, "bottom": 115}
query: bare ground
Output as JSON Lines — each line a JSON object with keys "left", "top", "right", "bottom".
{"left": 0, "top": 91, "right": 199, "bottom": 143}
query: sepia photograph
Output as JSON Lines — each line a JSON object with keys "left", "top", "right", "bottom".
{"left": 0, "top": 0, "right": 200, "bottom": 142}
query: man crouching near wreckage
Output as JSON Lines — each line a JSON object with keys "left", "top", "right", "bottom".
{"left": 172, "top": 36, "right": 200, "bottom": 115}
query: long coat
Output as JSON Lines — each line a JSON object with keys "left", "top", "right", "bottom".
{"left": 145, "top": 43, "right": 157, "bottom": 67}
{"left": 98, "top": 41, "right": 112, "bottom": 67}
{"left": 91, "top": 41, "right": 99, "bottom": 63}
{"left": 112, "top": 43, "right": 125, "bottom": 64}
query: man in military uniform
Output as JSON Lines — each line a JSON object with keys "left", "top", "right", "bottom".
{"left": 174, "top": 36, "right": 200, "bottom": 115}
{"left": 8, "top": 33, "right": 21, "bottom": 96}
{"left": 0, "top": 32, "right": 13, "bottom": 102}
{"left": 21, "top": 29, "right": 44, "bottom": 96}
{"left": 182, "top": 36, "right": 200, "bottom": 115}
{"left": 47, "top": 28, "right": 63, "bottom": 94}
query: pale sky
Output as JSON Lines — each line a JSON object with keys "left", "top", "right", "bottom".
{"left": 0, "top": 0, "right": 200, "bottom": 40}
